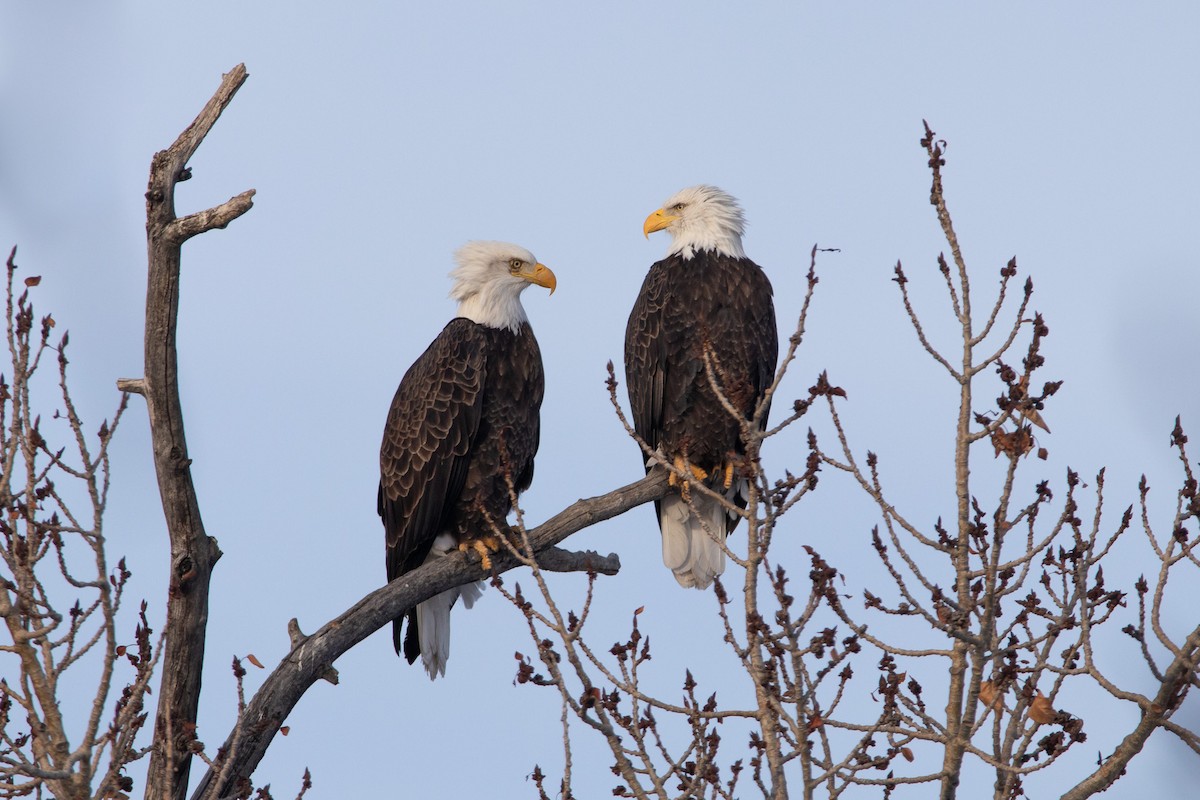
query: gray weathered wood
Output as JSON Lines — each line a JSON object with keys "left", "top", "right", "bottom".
{"left": 129, "top": 64, "right": 255, "bottom": 800}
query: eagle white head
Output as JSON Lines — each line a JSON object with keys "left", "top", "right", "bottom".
{"left": 449, "top": 241, "right": 556, "bottom": 332}
{"left": 643, "top": 185, "right": 747, "bottom": 260}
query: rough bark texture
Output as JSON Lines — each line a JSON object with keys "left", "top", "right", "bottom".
{"left": 190, "top": 469, "right": 667, "bottom": 800}
{"left": 132, "top": 64, "right": 255, "bottom": 800}
{"left": 1060, "top": 626, "right": 1200, "bottom": 800}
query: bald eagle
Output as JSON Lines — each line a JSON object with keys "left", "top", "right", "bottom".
{"left": 378, "top": 241, "right": 556, "bottom": 678}
{"left": 625, "top": 186, "right": 778, "bottom": 589}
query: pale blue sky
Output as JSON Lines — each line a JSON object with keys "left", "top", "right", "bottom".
{"left": 2, "top": 3, "right": 1198, "bottom": 797}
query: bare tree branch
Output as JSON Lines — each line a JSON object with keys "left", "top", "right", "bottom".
{"left": 534, "top": 546, "right": 621, "bottom": 575}
{"left": 0, "top": 248, "right": 142, "bottom": 800}
{"left": 1061, "top": 626, "right": 1200, "bottom": 800}
{"left": 190, "top": 470, "right": 667, "bottom": 800}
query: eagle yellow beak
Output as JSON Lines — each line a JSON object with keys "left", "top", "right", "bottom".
{"left": 519, "top": 262, "right": 557, "bottom": 295}
{"left": 643, "top": 208, "right": 678, "bottom": 238}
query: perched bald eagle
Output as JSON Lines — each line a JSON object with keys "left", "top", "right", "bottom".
{"left": 378, "top": 241, "right": 555, "bottom": 679}
{"left": 625, "top": 186, "right": 778, "bottom": 589}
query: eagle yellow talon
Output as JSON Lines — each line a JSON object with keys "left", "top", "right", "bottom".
{"left": 723, "top": 462, "right": 734, "bottom": 489}
{"left": 459, "top": 536, "right": 502, "bottom": 571}
{"left": 669, "top": 456, "right": 709, "bottom": 502}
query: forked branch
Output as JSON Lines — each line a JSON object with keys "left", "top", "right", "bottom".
{"left": 123, "top": 64, "right": 255, "bottom": 800}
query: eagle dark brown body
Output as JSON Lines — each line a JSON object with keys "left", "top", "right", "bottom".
{"left": 625, "top": 250, "right": 777, "bottom": 489}
{"left": 378, "top": 318, "right": 543, "bottom": 667}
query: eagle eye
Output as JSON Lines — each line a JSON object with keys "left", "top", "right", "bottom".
{"left": 508, "top": 258, "right": 524, "bottom": 273}
{"left": 672, "top": 203, "right": 686, "bottom": 212}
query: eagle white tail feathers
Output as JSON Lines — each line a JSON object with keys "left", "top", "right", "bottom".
{"left": 415, "top": 534, "right": 485, "bottom": 679}
{"left": 415, "top": 581, "right": 484, "bottom": 679}
{"left": 659, "top": 492, "right": 729, "bottom": 590}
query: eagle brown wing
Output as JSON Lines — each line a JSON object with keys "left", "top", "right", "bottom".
{"left": 734, "top": 255, "right": 778, "bottom": 434}
{"left": 624, "top": 261, "right": 669, "bottom": 461}
{"left": 378, "top": 318, "right": 487, "bottom": 587}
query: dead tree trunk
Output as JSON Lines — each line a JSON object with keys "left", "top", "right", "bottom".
{"left": 120, "top": 64, "right": 255, "bottom": 800}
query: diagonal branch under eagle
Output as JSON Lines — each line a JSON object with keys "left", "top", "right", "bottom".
{"left": 378, "top": 241, "right": 554, "bottom": 679}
